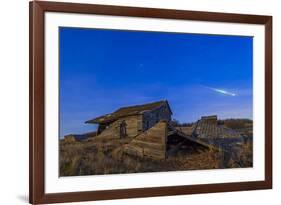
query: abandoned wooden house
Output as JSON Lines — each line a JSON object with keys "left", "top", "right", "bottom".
{"left": 124, "top": 113, "right": 243, "bottom": 160}
{"left": 84, "top": 102, "right": 225, "bottom": 160}
{"left": 84, "top": 100, "right": 215, "bottom": 160}
{"left": 191, "top": 115, "right": 243, "bottom": 154}
{"left": 193, "top": 115, "right": 241, "bottom": 139}
{"left": 193, "top": 115, "right": 219, "bottom": 138}
{"left": 123, "top": 120, "right": 216, "bottom": 160}
{"left": 85, "top": 100, "right": 172, "bottom": 139}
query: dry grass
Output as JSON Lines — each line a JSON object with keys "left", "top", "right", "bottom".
{"left": 59, "top": 138, "right": 131, "bottom": 176}
{"left": 227, "top": 140, "right": 253, "bottom": 168}
{"left": 59, "top": 136, "right": 252, "bottom": 176}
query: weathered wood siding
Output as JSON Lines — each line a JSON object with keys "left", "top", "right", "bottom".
{"left": 124, "top": 121, "right": 167, "bottom": 160}
{"left": 142, "top": 104, "right": 171, "bottom": 131}
{"left": 96, "top": 103, "right": 171, "bottom": 139}
{"left": 98, "top": 115, "right": 142, "bottom": 138}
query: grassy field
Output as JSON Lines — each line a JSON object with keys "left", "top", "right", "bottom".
{"left": 59, "top": 134, "right": 252, "bottom": 176}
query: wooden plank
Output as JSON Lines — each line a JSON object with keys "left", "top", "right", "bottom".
{"left": 125, "top": 121, "right": 167, "bottom": 160}
{"left": 131, "top": 140, "right": 165, "bottom": 150}
{"left": 143, "top": 148, "right": 165, "bottom": 159}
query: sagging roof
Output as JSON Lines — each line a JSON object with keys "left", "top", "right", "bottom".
{"left": 167, "top": 123, "right": 219, "bottom": 151}
{"left": 85, "top": 100, "right": 172, "bottom": 124}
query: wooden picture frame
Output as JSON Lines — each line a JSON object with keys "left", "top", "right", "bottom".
{"left": 29, "top": 1, "right": 272, "bottom": 204}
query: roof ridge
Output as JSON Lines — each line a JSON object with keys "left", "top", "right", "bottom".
{"left": 85, "top": 100, "right": 170, "bottom": 124}
{"left": 115, "top": 100, "right": 166, "bottom": 111}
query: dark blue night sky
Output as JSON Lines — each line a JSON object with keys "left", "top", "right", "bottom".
{"left": 59, "top": 27, "right": 253, "bottom": 137}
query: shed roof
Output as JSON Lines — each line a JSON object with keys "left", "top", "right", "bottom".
{"left": 85, "top": 100, "right": 172, "bottom": 124}
{"left": 201, "top": 115, "right": 218, "bottom": 120}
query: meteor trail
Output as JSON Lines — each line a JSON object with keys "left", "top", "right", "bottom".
{"left": 204, "top": 86, "right": 237, "bottom": 96}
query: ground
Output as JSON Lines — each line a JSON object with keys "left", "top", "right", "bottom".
{"left": 59, "top": 132, "right": 253, "bottom": 176}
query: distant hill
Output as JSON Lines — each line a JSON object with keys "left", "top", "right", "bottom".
{"left": 63, "top": 131, "right": 97, "bottom": 142}
{"left": 218, "top": 119, "right": 253, "bottom": 130}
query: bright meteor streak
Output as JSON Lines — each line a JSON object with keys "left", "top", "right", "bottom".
{"left": 204, "top": 86, "right": 237, "bottom": 96}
